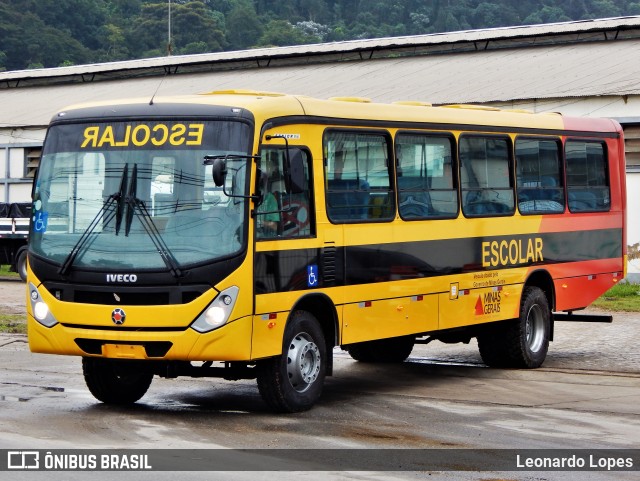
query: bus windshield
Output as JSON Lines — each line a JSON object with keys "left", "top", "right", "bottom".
{"left": 31, "top": 120, "right": 252, "bottom": 271}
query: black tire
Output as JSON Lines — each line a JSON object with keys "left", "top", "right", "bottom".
{"left": 257, "top": 310, "right": 326, "bottom": 412}
{"left": 16, "top": 249, "right": 28, "bottom": 282}
{"left": 346, "top": 335, "right": 415, "bottom": 363}
{"left": 82, "top": 358, "right": 153, "bottom": 404}
{"left": 477, "top": 286, "right": 550, "bottom": 368}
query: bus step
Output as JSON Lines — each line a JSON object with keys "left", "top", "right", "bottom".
{"left": 553, "top": 313, "right": 613, "bottom": 323}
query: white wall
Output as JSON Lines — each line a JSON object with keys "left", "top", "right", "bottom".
{"left": 1, "top": 128, "right": 46, "bottom": 204}
{"left": 491, "top": 96, "right": 640, "bottom": 118}
{"left": 626, "top": 173, "right": 640, "bottom": 280}
{"left": 0, "top": 148, "right": 5, "bottom": 178}
{"left": 9, "top": 147, "right": 25, "bottom": 179}
{"left": 9, "top": 183, "right": 33, "bottom": 203}
{"left": 0, "top": 128, "right": 46, "bottom": 146}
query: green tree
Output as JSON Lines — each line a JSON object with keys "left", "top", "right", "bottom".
{"left": 297, "top": 0, "right": 328, "bottom": 22}
{"left": 0, "top": 3, "right": 90, "bottom": 70}
{"left": 585, "top": 0, "right": 622, "bottom": 18}
{"left": 130, "top": 1, "right": 226, "bottom": 57}
{"left": 471, "top": 2, "right": 521, "bottom": 28}
{"left": 16, "top": 0, "right": 108, "bottom": 50}
{"left": 226, "top": 0, "right": 263, "bottom": 49}
{"left": 2, "top": 0, "right": 640, "bottom": 70}
{"left": 257, "top": 19, "right": 309, "bottom": 46}
{"left": 523, "top": 6, "right": 571, "bottom": 24}
{"left": 100, "top": 24, "right": 131, "bottom": 61}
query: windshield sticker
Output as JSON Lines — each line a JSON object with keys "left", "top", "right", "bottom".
{"left": 273, "top": 133, "right": 300, "bottom": 140}
{"left": 33, "top": 211, "right": 48, "bottom": 233}
{"left": 81, "top": 123, "right": 205, "bottom": 149}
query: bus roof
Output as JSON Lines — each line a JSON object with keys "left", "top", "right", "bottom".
{"left": 55, "top": 89, "right": 620, "bottom": 135}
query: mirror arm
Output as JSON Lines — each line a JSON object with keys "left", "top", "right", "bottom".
{"left": 203, "top": 154, "right": 260, "bottom": 201}
{"left": 265, "top": 134, "right": 290, "bottom": 163}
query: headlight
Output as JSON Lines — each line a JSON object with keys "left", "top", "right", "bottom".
{"left": 190, "top": 286, "right": 239, "bottom": 333}
{"left": 29, "top": 283, "right": 59, "bottom": 327}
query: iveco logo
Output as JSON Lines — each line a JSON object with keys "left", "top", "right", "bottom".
{"left": 111, "top": 308, "right": 126, "bottom": 325}
{"left": 106, "top": 274, "right": 138, "bottom": 283}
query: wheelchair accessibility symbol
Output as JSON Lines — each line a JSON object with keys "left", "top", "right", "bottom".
{"left": 33, "top": 212, "right": 48, "bottom": 233}
{"left": 307, "top": 264, "right": 319, "bottom": 288}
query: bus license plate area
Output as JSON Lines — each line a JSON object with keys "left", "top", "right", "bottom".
{"left": 102, "top": 343, "right": 147, "bottom": 359}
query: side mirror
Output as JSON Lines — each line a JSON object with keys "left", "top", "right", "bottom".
{"left": 286, "top": 149, "right": 305, "bottom": 195}
{"left": 204, "top": 154, "right": 260, "bottom": 203}
{"left": 211, "top": 159, "right": 226, "bottom": 187}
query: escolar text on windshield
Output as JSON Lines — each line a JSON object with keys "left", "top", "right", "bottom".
{"left": 81, "top": 123, "right": 205, "bottom": 148}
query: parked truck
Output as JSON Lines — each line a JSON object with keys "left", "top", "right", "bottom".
{"left": 0, "top": 202, "right": 30, "bottom": 281}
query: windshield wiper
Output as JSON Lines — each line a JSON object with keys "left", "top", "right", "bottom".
{"left": 59, "top": 164, "right": 128, "bottom": 276}
{"left": 125, "top": 164, "right": 183, "bottom": 279}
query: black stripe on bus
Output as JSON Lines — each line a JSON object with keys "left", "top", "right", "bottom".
{"left": 263, "top": 115, "right": 620, "bottom": 139}
{"left": 254, "top": 228, "right": 622, "bottom": 294}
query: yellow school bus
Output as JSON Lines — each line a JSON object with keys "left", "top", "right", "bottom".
{"left": 27, "top": 90, "right": 626, "bottom": 411}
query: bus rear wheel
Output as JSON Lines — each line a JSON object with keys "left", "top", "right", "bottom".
{"left": 477, "top": 286, "right": 550, "bottom": 368}
{"left": 82, "top": 358, "right": 153, "bottom": 404}
{"left": 257, "top": 310, "right": 326, "bottom": 412}
{"left": 346, "top": 335, "right": 415, "bottom": 363}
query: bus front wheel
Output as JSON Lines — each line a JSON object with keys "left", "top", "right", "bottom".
{"left": 82, "top": 358, "right": 153, "bottom": 404}
{"left": 257, "top": 310, "right": 326, "bottom": 412}
{"left": 477, "top": 286, "right": 550, "bottom": 368}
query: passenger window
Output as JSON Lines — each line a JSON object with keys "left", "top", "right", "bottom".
{"left": 515, "top": 138, "right": 564, "bottom": 214}
{"left": 324, "top": 131, "right": 394, "bottom": 222}
{"left": 395, "top": 133, "right": 458, "bottom": 219}
{"left": 565, "top": 141, "right": 610, "bottom": 212}
{"left": 460, "top": 136, "right": 514, "bottom": 217}
{"left": 256, "top": 148, "right": 314, "bottom": 239}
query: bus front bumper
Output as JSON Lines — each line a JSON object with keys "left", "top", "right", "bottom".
{"left": 27, "top": 314, "right": 253, "bottom": 362}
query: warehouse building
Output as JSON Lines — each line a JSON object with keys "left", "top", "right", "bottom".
{"left": 1, "top": 16, "right": 639, "bottom": 272}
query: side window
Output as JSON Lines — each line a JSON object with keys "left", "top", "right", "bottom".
{"left": 460, "top": 136, "right": 514, "bottom": 217}
{"left": 395, "top": 133, "right": 458, "bottom": 219}
{"left": 515, "top": 138, "right": 564, "bottom": 214}
{"left": 324, "top": 131, "right": 394, "bottom": 222}
{"left": 565, "top": 140, "right": 610, "bottom": 212}
{"left": 256, "top": 147, "right": 314, "bottom": 239}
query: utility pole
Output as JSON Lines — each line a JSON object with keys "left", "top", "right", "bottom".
{"left": 167, "top": 0, "right": 172, "bottom": 56}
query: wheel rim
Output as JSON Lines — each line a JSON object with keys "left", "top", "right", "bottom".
{"left": 525, "top": 304, "right": 545, "bottom": 353}
{"left": 286, "top": 332, "right": 321, "bottom": 393}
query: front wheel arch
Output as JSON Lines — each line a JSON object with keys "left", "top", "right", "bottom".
{"left": 291, "top": 293, "right": 338, "bottom": 348}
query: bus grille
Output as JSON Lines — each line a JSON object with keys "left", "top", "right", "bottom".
{"left": 44, "top": 282, "right": 209, "bottom": 305}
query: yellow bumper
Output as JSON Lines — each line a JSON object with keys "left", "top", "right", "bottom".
{"left": 28, "top": 314, "right": 253, "bottom": 362}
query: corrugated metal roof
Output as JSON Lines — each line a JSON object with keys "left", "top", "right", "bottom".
{"left": 1, "top": 17, "right": 640, "bottom": 128}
